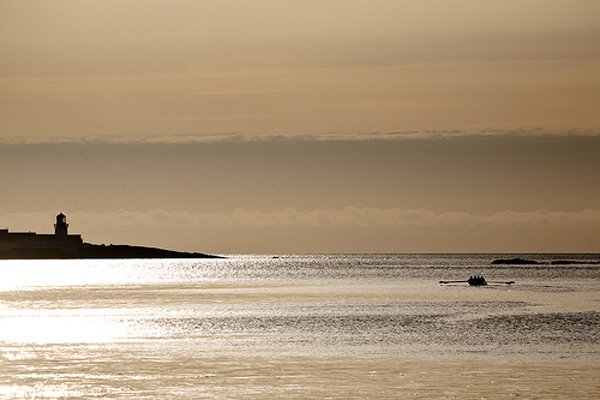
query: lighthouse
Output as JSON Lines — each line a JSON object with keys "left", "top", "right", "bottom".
{"left": 0, "top": 213, "right": 83, "bottom": 256}
{"left": 54, "top": 212, "right": 69, "bottom": 238}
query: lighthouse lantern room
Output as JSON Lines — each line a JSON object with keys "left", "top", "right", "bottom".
{"left": 54, "top": 212, "right": 69, "bottom": 237}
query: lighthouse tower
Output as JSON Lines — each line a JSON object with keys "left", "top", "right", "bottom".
{"left": 54, "top": 212, "right": 69, "bottom": 238}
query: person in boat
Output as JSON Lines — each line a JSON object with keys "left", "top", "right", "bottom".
{"left": 468, "top": 275, "right": 487, "bottom": 286}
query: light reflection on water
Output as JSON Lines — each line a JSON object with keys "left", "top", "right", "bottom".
{"left": 0, "top": 259, "right": 211, "bottom": 291}
{"left": 0, "top": 315, "right": 127, "bottom": 344}
{"left": 1, "top": 255, "right": 599, "bottom": 399}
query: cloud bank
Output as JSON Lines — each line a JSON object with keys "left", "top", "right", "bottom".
{"left": 3, "top": 208, "right": 599, "bottom": 230}
{"left": 1, "top": 128, "right": 599, "bottom": 145}
{"left": 96, "top": 208, "right": 600, "bottom": 228}
{"left": 2, "top": 208, "right": 599, "bottom": 253}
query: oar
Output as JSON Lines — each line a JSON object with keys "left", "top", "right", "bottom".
{"left": 439, "top": 280, "right": 469, "bottom": 284}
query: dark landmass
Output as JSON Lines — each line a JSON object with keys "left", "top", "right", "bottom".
{"left": 491, "top": 257, "right": 542, "bottom": 265}
{"left": 1, "top": 213, "right": 223, "bottom": 260}
{"left": 550, "top": 260, "right": 600, "bottom": 265}
{"left": 491, "top": 257, "right": 600, "bottom": 265}
{"left": 0, "top": 243, "right": 223, "bottom": 260}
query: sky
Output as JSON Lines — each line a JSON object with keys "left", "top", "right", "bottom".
{"left": 1, "top": 1, "right": 599, "bottom": 253}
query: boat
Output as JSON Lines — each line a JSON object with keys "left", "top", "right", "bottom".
{"left": 467, "top": 276, "right": 487, "bottom": 286}
{"left": 439, "top": 276, "right": 514, "bottom": 286}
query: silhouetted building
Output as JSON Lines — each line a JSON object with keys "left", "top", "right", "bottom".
{"left": 0, "top": 213, "right": 83, "bottom": 255}
{"left": 54, "top": 212, "right": 69, "bottom": 237}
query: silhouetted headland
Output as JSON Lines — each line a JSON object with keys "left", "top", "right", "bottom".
{"left": 491, "top": 257, "right": 542, "bottom": 265}
{"left": 491, "top": 257, "right": 599, "bottom": 265}
{"left": 0, "top": 213, "right": 222, "bottom": 259}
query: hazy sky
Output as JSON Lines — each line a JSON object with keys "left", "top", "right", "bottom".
{"left": 1, "top": 1, "right": 599, "bottom": 253}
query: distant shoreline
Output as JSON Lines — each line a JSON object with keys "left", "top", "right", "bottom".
{"left": 0, "top": 242, "right": 224, "bottom": 260}
{"left": 1, "top": 213, "right": 223, "bottom": 260}
{"left": 491, "top": 257, "right": 600, "bottom": 265}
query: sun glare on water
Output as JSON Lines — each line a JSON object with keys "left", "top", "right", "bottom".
{"left": 0, "top": 259, "right": 169, "bottom": 292}
{"left": 0, "top": 314, "right": 129, "bottom": 344}
{"left": 0, "top": 260, "right": 153, "bottom": 345}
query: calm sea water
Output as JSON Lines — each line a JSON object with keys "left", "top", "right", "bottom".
{"left": 1, "top": 254, "right": 599, "bottom": 399}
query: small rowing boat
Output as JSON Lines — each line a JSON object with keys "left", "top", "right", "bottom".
{"left": 439, "top": 276, "right": 515, "bottom": 286}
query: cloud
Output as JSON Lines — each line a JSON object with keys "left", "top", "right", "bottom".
{"left": 3, "top": 208, "right": 599, "bottom": 230}
{"left": 0, "top": 128, "right": 599, "bottom": 145}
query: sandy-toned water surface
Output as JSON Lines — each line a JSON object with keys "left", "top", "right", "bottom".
{"left": 1, "top": 255, "right": 599, "bottom": 399}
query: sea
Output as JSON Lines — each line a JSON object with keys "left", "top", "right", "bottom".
{"left": 1, "top": 254, "right": 599, "bottom": 399}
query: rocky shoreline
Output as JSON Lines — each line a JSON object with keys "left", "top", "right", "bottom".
{"left": 0, "top": 243, "right": 223, "bottom": 259}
